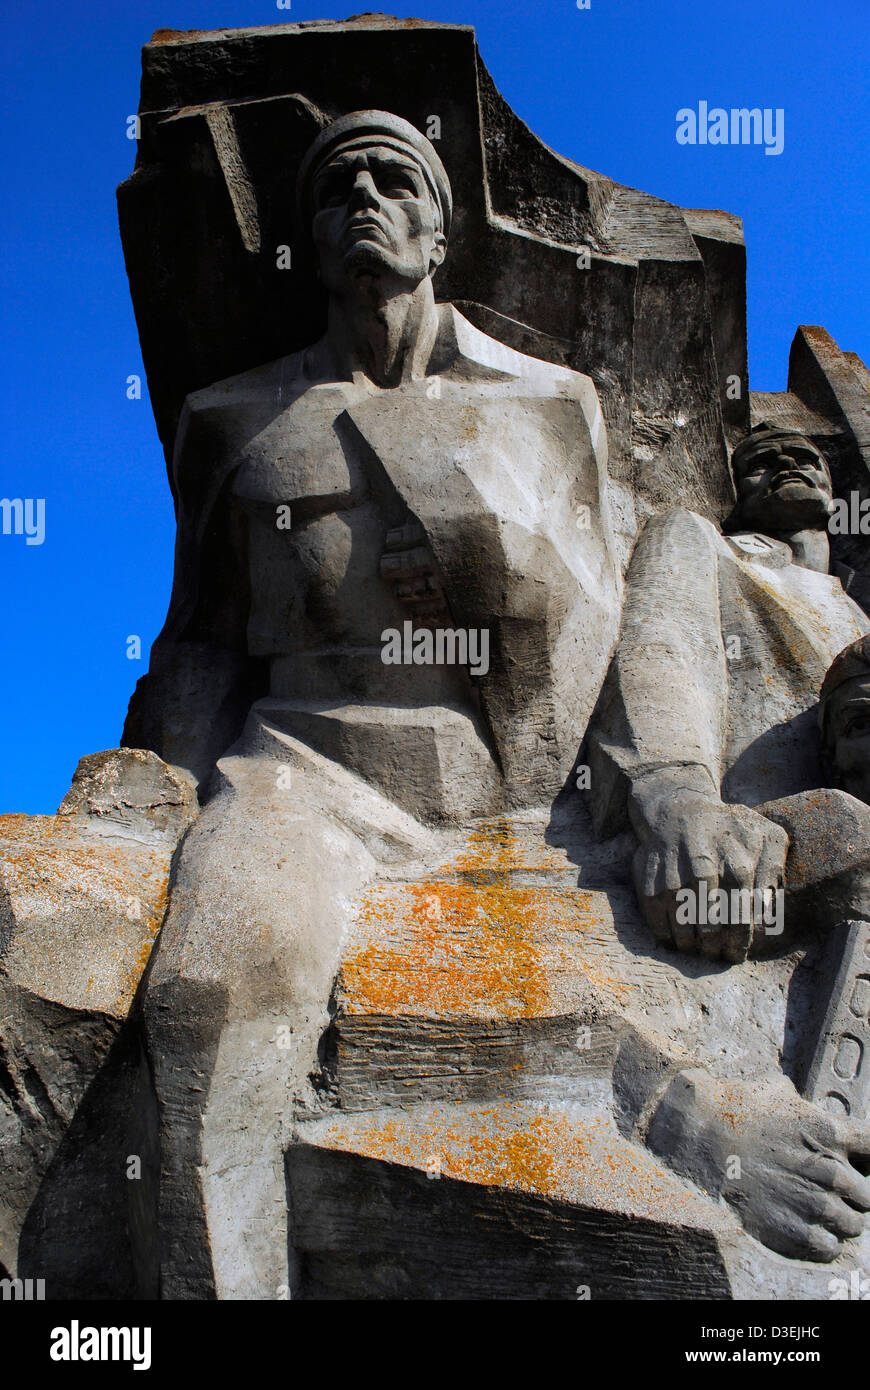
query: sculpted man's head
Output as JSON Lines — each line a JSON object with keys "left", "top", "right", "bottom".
{"left": 820, "top": 635, "right": 870, "bottom": 803}
{"left": 297, "top": 111, "right": 451, "bottom": 294}
{"left": 728, "top": 424, "right": 833, "bottom": 534}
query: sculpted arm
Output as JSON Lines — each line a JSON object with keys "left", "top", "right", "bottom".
{"left": 122, "top": 399, "right": 266, "bottom": 791}
{"left": 613, "top": 1010, "right": 870, "bottom": 1261}
{"left": 587, "top": 508, "right": 788, "bottom": 961}
{"left": 588, "top": 507, "right": 726, "bottom": 801}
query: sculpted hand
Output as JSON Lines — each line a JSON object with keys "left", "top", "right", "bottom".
{"left": 647, "top": 1069, "right": 870, "bottom": 1262}
{"left": 379, "top": 521, "right": 450, "bottom": 624}
{"left": 629, "top": 765, "right": 789, "bottom": 961}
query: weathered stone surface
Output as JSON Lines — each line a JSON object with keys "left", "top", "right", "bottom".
{"left": 286, "top": 1127, "right": 869, "bottom": 1300}
{"left": 288, "top": 810, "right": 869, "bottom": 1297}
{"left": 760, "top": 787, "right": 870, "bottom": 911}
{"left": 56, "top": 746, "right": 198, "bottom": 847}
{"left": 752, "top": 326, "right": 870, "bottom": 608}
{"left": 0, "top": 749, "right": 196, "bottom": 1280}
{"left": 757, "top": 788, "right": 870, "bottom": 1123}
{"left": 803, "top": 918, "right": 870, "bottom": 1122}
{"left": 587, "top": 469, "right": 869, "bottom": 841}
{"left": 123, "top": 302, "right": 622, "bottom": 796}
{"left": 114, "top": 28, "right": 868, "bottom": 1294}
{"left": 287, "top": 1102, "right": 738, "bottom": 1300}
{"left": 118, "top": 13, "right": 740, "bottom": 543}
{"left": 4, "top": 16, "right": 865, "bottom": 1300}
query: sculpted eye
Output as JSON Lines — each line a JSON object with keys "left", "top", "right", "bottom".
{"left": 844, "top": 714, "right": 870, "bottom": 737}
{"left": 315, "top": 173, "right": 350, "bottom": 208}
{"left": 379, "top": 170, "right": 418, "bottom": 196}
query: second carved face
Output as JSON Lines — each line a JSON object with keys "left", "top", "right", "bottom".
{"left": 732, "top": 432, "right": 834, "bottom": 533}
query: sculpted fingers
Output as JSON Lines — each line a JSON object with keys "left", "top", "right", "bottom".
{"left": 380, "top": 529, "right": 451, "bottom": 621}
{"left": 632, "top": 846, "right": 672, "bottom": 945}
{"left": 807, "top": 1191, "right": 866, "bottom": 1242}
{"left": 662, "top": 844, "right": 683, "bottom": 894}
{"left": 633, "top": 843, "right": 661, "bottom": 898}
{"left": 783, "top": 1223, "right": 839, "bottom": 1267}
{"left": 646, "top": 895, "right": 673, "bottom": 945}
{"left": 743, "top": 1201, "right": 842, "bottom": 1263}
{"left": 751, "top": 823, "right": 789, "bottom": 951}
{"left": 786, "top": 1129, "right": 870, "bottom": 1240}
{"left": 379, "top": 544, "right": 435, "bottom": 580}
{"left": 671, "top": 833, "right": 720, "bottom": 955}
{"left": 383, "top": 522, "right": 426, "bottom": 552}
{"left": 843, "top": 1122, "right": 870, "bottom": 1170}
{"left": 718, "top": 834, "right": 755, "bottom": 962}
{"left": 826, "top": 1197, "right": 867, "bottom": 1240}
{"left": 691, "top": 858, "right": 722, "bottom": 959}
{"left": 757, "top": 820, "right": 789, "bottom": 885}
{"left": 802, "top": 1153, "right": 870, "bottom": 1214}
{"left": 666, "top": 887, "right": 695, "bottom": 954}
{"left": 720, "top": 834, "right": 756, "bottom": 891}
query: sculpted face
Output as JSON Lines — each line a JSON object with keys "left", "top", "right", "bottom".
{"left": 731, "top": 433, "right": 833, "bottom": 533}
{"left": 311, "top": 143, "right": 447, "bottom": 291}
{"left": 826, "top": 675, "right": 870, "bottom": 804}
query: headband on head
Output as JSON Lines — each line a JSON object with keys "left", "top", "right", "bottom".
{"left": 731, "top": 423, "right": 825, "bottom": 474}
{"left": 820, "top": 635, "right": 870, "bottom": 706}
{"left": 818, "top": 635, "right": 870, "bottom": 745}
{"left": 296, "top": 110, "right": 452, "bottom": 237}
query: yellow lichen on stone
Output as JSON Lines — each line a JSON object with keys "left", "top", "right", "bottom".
{"left": 340, "top": 817, "right": 627, "bottom": 1020}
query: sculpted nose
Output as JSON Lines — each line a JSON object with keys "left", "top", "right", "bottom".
{"left": 778, "top": 453, "right": 815, "bottom": 478}
{"left": 348, "top": 170, "right": 380, "bottom": 209}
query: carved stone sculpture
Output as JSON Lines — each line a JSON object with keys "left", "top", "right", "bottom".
{"left": 127, "top": 101, "right": 630, "bottom": 1299}
{"left": 587, "top": 424, "right": 870, "bottom": 958}
{"left": 747, "top": 639, "right": 870, "bottom": 1133}
{"left": 3, "top": 16, "right": 870, "bottom": 1301}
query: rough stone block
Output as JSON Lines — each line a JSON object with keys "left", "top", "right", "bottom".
{"left": 0, "top": 749, "right": 196, "bottom": 1278}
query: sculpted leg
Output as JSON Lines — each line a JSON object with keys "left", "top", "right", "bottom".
{"left": 144, "top": 745, "right": 381, "bottom": 1299}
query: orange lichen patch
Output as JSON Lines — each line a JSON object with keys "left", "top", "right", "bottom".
{"left": 445, "top": 817, "right": 566, "bottom": 882}
{"left": 459, "top": 406, "right": 479, "bottom": 444}
{"left": 341, "top": 816, "right": 627, "bottom": 1018}
{"left": 308, "top": 1103, "right": 727, "bottom": 1228}
{"left": 708, "top": 1084, "right": 755, "bottom": 1136}
{"left": 112, "top": 885, "right": 170, "bottom": 1011}
{"left": 345, "top": 880, "right": 548, "bottom": 1018}
{"left": 0, "top": 817, "right": 168, "bottom": 913}
{"left": 0, "top": 815, "right": 172, "bottom": 1016}
{"left": 343, "top": 879, "right": 626, "bottom": 1018}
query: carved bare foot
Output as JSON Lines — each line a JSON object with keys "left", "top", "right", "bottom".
{"left": 646, "top": 1069, "right": 870, "bottom": 1261}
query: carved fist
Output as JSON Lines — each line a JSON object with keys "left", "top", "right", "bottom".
{"left": 647, "top": 1069, "right": 870, "bottom": 1263}
{"left": 629, "top": 766, "right": 789, "bottom": 961}
{"left": 379, "top": 521, "right": 451, "bottom": 626}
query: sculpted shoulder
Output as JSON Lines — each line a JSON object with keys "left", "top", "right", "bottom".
{"left": 171, "top": 350, "right": 310, "bottom": 499}
{"left": 183, "top": 349, "right": 309, "bottom": 426}
{"left": 447, "top": 306, "right": 598, "bottom": 398}
{"left": 632, "top": 506, "right": 722, "bottom": 557}
{"left": 173, "top": 303, "right": 607, "bottom": 480}
{"left": 444, "top": 308, "right": 608, "bottom": 466}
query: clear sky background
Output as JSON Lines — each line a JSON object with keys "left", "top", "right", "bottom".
{"left": 1, "top": 0, "right": 867, "bottom": 813}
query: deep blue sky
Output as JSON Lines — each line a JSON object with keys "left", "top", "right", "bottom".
{"left": 2, "top": 0, "right": 867, "bottom": 813}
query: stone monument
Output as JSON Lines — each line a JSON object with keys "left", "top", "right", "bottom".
{"left": 2, "top": 16, "right": 869, "bottom": 1301}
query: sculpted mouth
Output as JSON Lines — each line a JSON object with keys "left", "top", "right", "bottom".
{"left": 345, "top": 218, "right": 387, "bottom": 237}
{"left": 770, "top": 472, "right": 816, "bottom": 489}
